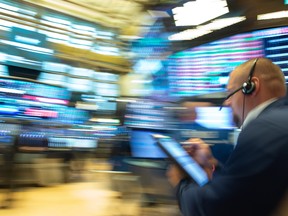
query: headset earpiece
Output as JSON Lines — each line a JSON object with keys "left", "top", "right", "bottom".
{"left": 242, "top": 81, "right": 255, "bottom": 94}
{"left": 242, "top": 58, "right": 258, "bottom": 95}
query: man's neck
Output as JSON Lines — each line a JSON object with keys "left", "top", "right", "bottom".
{"left": 242, "top": 98, "right": 278, "bottom": 129}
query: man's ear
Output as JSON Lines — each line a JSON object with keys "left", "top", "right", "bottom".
{"left": 250, "top": 77, "right": 260, "bottom": 96}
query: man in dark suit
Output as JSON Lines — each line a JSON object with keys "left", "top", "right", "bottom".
{"left": 167, "top": 57, "right": 288, "bottom": 216}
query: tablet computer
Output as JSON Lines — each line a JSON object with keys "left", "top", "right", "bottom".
{"left": 152, "top": 134, "right": 209, "bottom": 186}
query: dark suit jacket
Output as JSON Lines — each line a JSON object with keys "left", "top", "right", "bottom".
{"left": 176, "top": 97, "right": 288, "bottom": 216}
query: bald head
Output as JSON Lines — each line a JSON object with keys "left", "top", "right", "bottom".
{"left": 230, "top": 57, "right": 286, "bottom": 99}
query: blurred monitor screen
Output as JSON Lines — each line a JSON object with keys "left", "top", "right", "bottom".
{"left": 195, "top": 106, "right": 235, "bottom": 129}
{"left": 179, "top": 106, "right": 236, "bottom": 145}
{"left": 124, "top": 100, "right": 178, "bottom": 130}
{"left": 130, "top": 129, "right": 169, "bottom": 159}
{"left": 48, "top": 137, "right": 97, "bottom": 149}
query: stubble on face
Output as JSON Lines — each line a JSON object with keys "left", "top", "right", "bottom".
{"left": 233, "top": 113, "right": 241, "bottom": 128}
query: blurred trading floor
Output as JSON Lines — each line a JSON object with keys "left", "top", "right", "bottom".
{"left": 0, "top": 159, "right": 181, "bottom": 216}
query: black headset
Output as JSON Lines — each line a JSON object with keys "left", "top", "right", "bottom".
{"left": 242, "top": 58, "right": 258, "bottom": 95}
{"left": 219, "top": 58, "right": 260, "bottom": 111}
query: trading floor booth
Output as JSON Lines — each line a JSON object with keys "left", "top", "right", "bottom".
{"left": 126, "top": 129, "right": 176, "bottom": 204}
{"left": 119, "top": 99, "right": 179, "bottom": 205}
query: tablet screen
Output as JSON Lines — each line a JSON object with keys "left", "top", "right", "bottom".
{"left": 153, "top": 134, "right": 209, "bottom": 186}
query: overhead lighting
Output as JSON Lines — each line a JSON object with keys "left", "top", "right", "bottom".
{"left": 116, "top": 98, "right": 137, "bottom": 103}
{"left": 0, "top": 7, "right": 36, "bottom": 20}
{"left": 0, "top": 2, "right": 37, "bottom": 16}
{"left": 148, "top": 10, "right": 170, "bottom": 18}
{"left": 168, "top": 16, "right": 246, "bottom": 41}
{"left": 15, "top": 36, "right": 41, "bottom": 45}
{"left": 0, "top": 39, "right": 54, "bottom": 54}
{"left": 22, "top": 95, "right": 68, "bottom": 105}
{"left": 131, "top": 79, "right": 152, "bottom": 84}
{"left": 6, "top": 55, "right": 41, "bottom": 66}
{"left": 169, "top": 29, "right": 212, "bottom": 41}
{"left": 172, "top": 0, "right": 229, "bottom": 26}
{"left": 257, "top": 11, "right": 288, "bottom": 20}
{"left": 0, "top": 106, "right": 18, "bottom": 113}
{"left": 198, "top": 16, "right": 246, "bottom": 31}
{"left": 0, "top": 87, "right": 25, "bottom": 94}
{"left": 42, "top": 15, "right": 71, "bottom": 25}
{"left": 0, "top": 26, "right": 9, "bottom": 32}
{"left": 118, "top": 35, "right": 143, "bottom": 40}
{"left": 89, "top": 118, "right": 120, "bottom": 124}
{"left": 75, "top": 102, "right": 99, "bottom": 110}
{"left": 0, "top": 52, "right": 6, "bottom": 62}
{"left": 71, "top": 24, "right": 95, "bottom": 31}
{"left": 40, "top": 30, "right": 70, "bottom": 39}
{"left": 0, "top": 2, "right": 19, "bottom": 12}
{"left": 40, "top": 20, "right": 70, "bottom": 30}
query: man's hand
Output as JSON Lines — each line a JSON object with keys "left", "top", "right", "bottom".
{"left": 166, "top": 164, "right": 186, "bottom": 187}
{"left": 183, "top": 138, "right": 218, "bottom": 180}
{"left": 166, "top": 138, "right": 218, "bottom": 187}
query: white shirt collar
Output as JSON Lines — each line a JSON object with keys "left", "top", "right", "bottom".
{"left": 242, "top": 98, "right": 278, "bottom": 129}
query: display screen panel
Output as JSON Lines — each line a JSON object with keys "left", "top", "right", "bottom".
{"left": 130, "top": 129, "right": 168, "bottom": 159}
{"left": 167, "top": 26, "right": 288, "bottom": 97}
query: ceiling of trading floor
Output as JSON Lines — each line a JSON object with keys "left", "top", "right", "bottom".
{"left": 2, "top": 0, "right": 287, "bottom": 73}
{"left": 21, "top": 0, "right": 288, "bottom": 43}
{"left": 21, "top": 0, "right": 181, "bottom": 37}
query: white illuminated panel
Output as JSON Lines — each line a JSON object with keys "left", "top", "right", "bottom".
{"left": 0, "top": 64, "right": 8, "bottom": 76}
{"left": 94, "top": 82, "right": 119, "bottom": 97}
{"left": 93, "top": 72, "right": 119, "bottom": 82}
{"left": 195, "top": 107, "right": 235, "bottom": 129}
{"left": 173, "top": 0, "right": 229, "bottom": 26}
{"left": 69, "top": 67, "right": 94, "bottom": 78}
{"left": 257, "top": 11, "right": 288, "bottom": 20}
{"left": 66, "top": 77, "right": 93, "bottom": 92}
{"left": 38, "top": 72, "right": 66, "bottom": 86}
{"left": 169, "top": 17, "right": 246, "bottom": 41}
{"left": 42, "top": 62, "right": 69, "bottom": 73}
{"left": 0, "top": 39, "right": 53, "bottom": 55}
